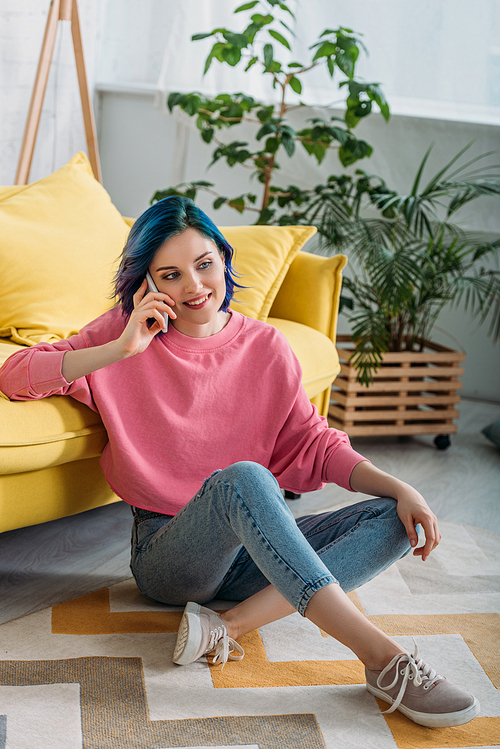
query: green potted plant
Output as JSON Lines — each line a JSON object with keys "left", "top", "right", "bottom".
{"left": 321, "top": 143, "right": 500, "bottom": 446}
{"left": 152, "top": 0, "right": 391, "bottom": 219}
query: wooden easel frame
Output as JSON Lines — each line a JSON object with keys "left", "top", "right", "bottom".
{"left": 15, "top": 0, "right": 102, "bottom": 184}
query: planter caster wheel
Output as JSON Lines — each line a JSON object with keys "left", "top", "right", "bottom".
{"left": 434, "top": 434, "right": 451, "bottom": 450}
{"left": 284, "top": 490, "right": 302, "bottom": 500}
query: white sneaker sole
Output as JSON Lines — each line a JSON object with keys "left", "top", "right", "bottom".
{"left": 366, "top": 683, "right": 481, "bottom": 727}
{"left": 173, "top": 602, "right": 202, "bottom": 665}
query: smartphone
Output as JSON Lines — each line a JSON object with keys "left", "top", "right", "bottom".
{"left": 146, "top": 271, "right": 169, "bottom": 332}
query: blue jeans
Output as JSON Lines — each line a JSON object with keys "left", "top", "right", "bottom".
{"left": 130, "top": 461, "right": 411, "bottom": 616}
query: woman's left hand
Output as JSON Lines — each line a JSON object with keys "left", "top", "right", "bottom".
{"left": 349, "top": 461, "right": 441, "bottom": 561}
{"left": 395, "top": 485, "right": 441, "bottom": 561}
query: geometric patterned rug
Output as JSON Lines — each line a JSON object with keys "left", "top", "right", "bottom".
{"left": 1, "top": 521, "right": 499, "bottom": 749}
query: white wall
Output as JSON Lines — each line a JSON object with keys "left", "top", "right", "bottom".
{"left": 0, "top": 0, "right": 107, "bottom": 185}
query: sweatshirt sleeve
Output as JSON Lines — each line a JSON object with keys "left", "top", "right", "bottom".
{"left": 0, "top": 331, "right": 97, "bottom": 411}
{"left": 267, "top": 336, "right": 368, "bottom": 493}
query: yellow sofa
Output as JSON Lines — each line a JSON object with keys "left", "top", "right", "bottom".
{"left": 0, "top": 154, "right": 346, "bottom": 533}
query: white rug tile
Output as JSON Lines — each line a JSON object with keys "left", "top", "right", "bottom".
{"left": 356, "top": 564, "right": 414, "bottom": 615}
{"left": 356, "top": 562, "right": 500, "bottom": 614}
{"left": 360, "top": 587, "right": 500, "bottom": 615}
{"left": 0, "top": 684, "right": 81, "bottom": 749}
{"left": 432, "top": 522, "right": 499, "bottom": 577}
{"left": 259, "top": 612, "right": 355, "bottom": 661}
{"left": 467, "top": 524, "right": 500, "bottom": 560}
{"left": 1, "top": 608, "right": 54, "bottom": 655}
{"left": 395, "top": 553, "right": 500, "bottom": 598}
{"left": 143, "top": 648, "right": 216, "bottom": 701}
{"left": 317, "top": 686, "right": 399, "bottom": 749}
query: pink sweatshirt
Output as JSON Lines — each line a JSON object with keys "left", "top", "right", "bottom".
{"left": 0, "top": 308, "right": 367, "bottom": 514}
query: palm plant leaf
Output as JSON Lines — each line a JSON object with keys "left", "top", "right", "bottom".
{"left": 366, "top": 143, "right": 500, "bottom": 239}
{"left": 358, "top": 217, "right": 407, "bottom": 244}
{"left": 440, "top": 149, "right": 500, "bottom": 181}
{"left": 304, "top": 142, "right": 500, "bottom": 381}
{"left": 452, "top": 270, "right": 500, "bottom": 322}
{"left": 367, "top": 191, "right": 442, "bottom": 239}
{"left": 365, "top": 242, "right": 427, "bottom": 309}
{"left": 445, "top": 181, "right": 500, "bottom": 217}
{"left": 310, "top": 192, "right": 365, "bottom": 253}
{"left": 341, "top": 275, "right": 379, "bottom": 309}
{"left": 348, "top": 307, "right": 391, "bottom": 385}
{"left": 470, "top": 237, "right": 500, "bottom": 262}
{"left": 420, "top": 141, "right": 480, "bottom": 195}
{"left": 410, "top": 143, "right": 435, "bottom": 195}
{"left": 450, "top": 165, "right": 500, "bottom": 180}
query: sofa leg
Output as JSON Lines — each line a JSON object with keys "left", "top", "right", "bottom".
{"left": 284, "top": 490, "right": 302, "bottom": 500}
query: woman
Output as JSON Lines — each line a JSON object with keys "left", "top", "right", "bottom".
{"left": 0, "top": 197, "right": 478, "bottom": 728}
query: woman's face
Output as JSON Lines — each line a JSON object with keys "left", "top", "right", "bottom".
{"left": 149, "top": 228, "right": 228, "bottom": 338}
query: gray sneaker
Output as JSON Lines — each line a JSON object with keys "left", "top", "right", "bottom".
{"left": 173, "top": 602, "right": 245, "bottom": 668}
{"left": 365, "top": 645, "right": 480, "bottom": 727}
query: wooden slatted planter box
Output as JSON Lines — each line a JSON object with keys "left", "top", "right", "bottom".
{"left": 329, "top": 335, "right": 465, "bottom": 445}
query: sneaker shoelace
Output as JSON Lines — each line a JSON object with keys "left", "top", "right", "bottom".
{"left": 377, "top": 643, "right": 443, "bottom": 714}
{"left": 205, "top": 624, "right": 245, "bottom": 669}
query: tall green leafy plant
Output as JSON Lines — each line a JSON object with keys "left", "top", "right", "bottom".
{"left": 314, "top": 143, "right": 500, "bottom": 384}
{"left": 152, "top": 0, "right": 390, "bottom": 223}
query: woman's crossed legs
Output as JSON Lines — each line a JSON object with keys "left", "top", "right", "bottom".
{"left": 130, "top": 461, "right": 479, "bottom": 727}
{"left": 131, "top": 460, "right": 410, "bottom": 668}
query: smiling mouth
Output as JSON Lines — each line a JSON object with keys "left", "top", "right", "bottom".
{"left": 184, "top": 293, "right": 211, "bottom": 307}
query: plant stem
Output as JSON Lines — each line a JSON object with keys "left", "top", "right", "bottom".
{"left": 261, "top": 155, "right": 275, "bottom": 213}
{"left": 261, "top": 75, "right": 289, "bottom": 213}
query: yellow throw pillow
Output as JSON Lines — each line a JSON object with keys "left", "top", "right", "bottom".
{"left": 0, "top": 153, "right": 130, "bottom": 346}
{"left": 223, "top": 225, "right": 316, "bottom": 320}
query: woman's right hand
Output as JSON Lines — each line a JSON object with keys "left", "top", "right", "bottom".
{"left": 61, "top": 282, "right": 176, "bottom": 384}
{"left": 118, "top": 279, "right": 176, "bottom": 358}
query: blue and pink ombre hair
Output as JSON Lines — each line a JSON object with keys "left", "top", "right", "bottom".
{"left": 114, "top": 197, "right": 243, "bottom": 317}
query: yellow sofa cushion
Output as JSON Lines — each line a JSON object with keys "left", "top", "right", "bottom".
{"left": 0, "top": 340, "right": 107, "bottom": 473}
{"left": 224, "top": 225, "right": 316, "bottom": 320}
{"left": 0, "top": 460, "right": 119, "bottom": 533}
{"left": 0, "top": 152, "right": 130, "bottom": 346}
{"left": 267, "top": 318, "right": 340, "bottom": 400}
{"left": 0, "top": 397, "right": 108, "bottom": 475}
{"left": 270, "top": 252, "right": 347, "bottom": 339}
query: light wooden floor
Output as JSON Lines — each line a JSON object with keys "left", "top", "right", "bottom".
{"left": 1, "top": 397, "right": 499, "bottom": 625}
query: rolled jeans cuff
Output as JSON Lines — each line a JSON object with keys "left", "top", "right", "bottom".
{"left": 297, "top": 575, "right": 338, "bottom": 616}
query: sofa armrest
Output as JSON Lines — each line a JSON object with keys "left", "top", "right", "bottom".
{"left": 269, "top": 251, "right": 347, "bottom": 344}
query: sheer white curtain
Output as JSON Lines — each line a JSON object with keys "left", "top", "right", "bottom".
{"left": 97, "top": 0, "right": 500, "bottom": 124}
